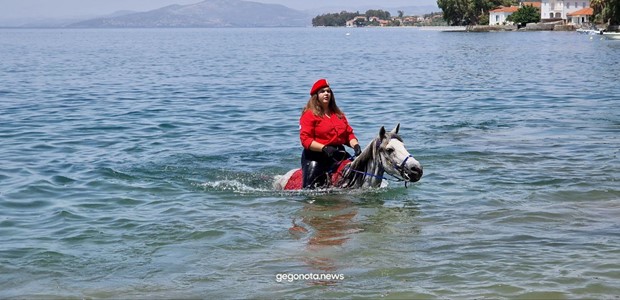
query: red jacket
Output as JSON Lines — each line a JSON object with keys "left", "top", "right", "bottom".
{"left": 299, "top": 110, "right": 357, "bottom": 149}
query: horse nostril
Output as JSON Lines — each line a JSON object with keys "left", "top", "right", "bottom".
{"left": 411, "top": 165, "right": 423, "bottom": 176}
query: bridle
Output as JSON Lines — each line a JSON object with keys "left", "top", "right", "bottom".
{"left": 338, "top": 136, "right": 415, "bottom": 188}
{"left": 393, "top": 154, "right": 415, "bottom": 182}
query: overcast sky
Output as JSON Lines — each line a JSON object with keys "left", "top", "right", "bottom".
{"left": 0, "top": 0, "right": 438, "bottom": 20}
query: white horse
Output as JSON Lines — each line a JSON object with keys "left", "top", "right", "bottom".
{"left": 273, "top": 124, "right": 423, "bottom": 190}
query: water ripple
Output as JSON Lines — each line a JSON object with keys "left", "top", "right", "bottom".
{"left": 0, "top": 28, "right": 619, "bottom": 298}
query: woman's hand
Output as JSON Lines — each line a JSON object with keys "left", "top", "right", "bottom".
{"left": 322, "top": 145, "right": 338, "bottom": 158}
{"left": 353, "top": 144, "right": 362, "bottom": 156}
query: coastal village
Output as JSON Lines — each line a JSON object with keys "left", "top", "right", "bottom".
{"left": 344, "top": 13, "right": 446, "bottom": 27}
{"left": 334, "top": 0, "right": 618, "bottom": 33}
{"left": 2, "top": 0, "right": 617, "bottom": 34}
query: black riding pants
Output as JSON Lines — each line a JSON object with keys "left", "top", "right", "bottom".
{"left": 301, "top": 145, "right": 348, "bottom": 189}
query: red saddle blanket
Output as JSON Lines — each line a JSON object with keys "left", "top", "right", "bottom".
{"left": 284, "top": 160, "right": 351, "bottom": 190}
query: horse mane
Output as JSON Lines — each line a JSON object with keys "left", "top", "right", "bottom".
{"left": 352, "top": 131, "right": 402, "bottom": 167}
{"left": 390, "top": 133, "right": 403, "bottom": 143}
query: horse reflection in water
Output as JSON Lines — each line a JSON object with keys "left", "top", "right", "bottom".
{"left": 289, "top": 197, "right": 360, "bottom": 285}
{"left": 288, "top": 197, "right": 423, "bottom": 287}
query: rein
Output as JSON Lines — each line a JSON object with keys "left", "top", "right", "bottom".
{"left": 342, "top": 165, "right": 403, "bottom": 182}
{"left": 343, "top": 161, "right": 385, "bottom": 180}
{"left": 339, "top": 154, "right": 414, "bottom": 188}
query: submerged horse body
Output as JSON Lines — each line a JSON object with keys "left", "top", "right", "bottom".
{"left": 273, "top": 124, "right": 423, "bottom": 190}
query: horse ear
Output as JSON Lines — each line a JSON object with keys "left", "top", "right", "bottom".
{"left": 379, "top": 126, "right": 386, "bottom": 139}
{"left": 391, "top": 123, "right": 400, "bottom": 134}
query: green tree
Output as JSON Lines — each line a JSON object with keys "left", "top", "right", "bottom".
{"left": 398, "top": 10, "right": 405, "bottom": 18}
{"left": 507, "top": 4, "right": 540, "bottom": 24}
{"left": 390, "top": 19, "right": 402, "bottom": 26}
{"left": 592, "top": 0, "right": 620, "bottom": 25}
{"left": 354, "top": 17, "right": 368, "bottom": 27}
{"left": 312, "top": 11, "right": 360, "bottom": 26}
{"left": 610, "top": 0, "right": 620, "bottom": 25}
{"left": 437, "top": 0, "right": 515, "bottom": 25}
{"left": 365, "top": 9, "right": 391, "bottom": 19}
{"left": 437, "top": 0, "right": 466, "bottom": 25}
{"left": 479, "top": 14, "right": 490, "bottom": 25}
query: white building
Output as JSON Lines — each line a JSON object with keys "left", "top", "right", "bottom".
{"left": 567, "top": 7, "right": 593, "bottom": 24}
{"left": 540, "top": 0, "right": 591, "bottom": 21}
{"left": 488, "top": 2, "right": 542, "bottom": 25}
{"left": 346, "top": 16, "right": 367, "bottom": 27}
{"left": 489, "top": 6, "right": 519, "bottom": 25}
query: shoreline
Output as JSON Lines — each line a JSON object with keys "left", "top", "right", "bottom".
{"left": 465, "top": 23, "right": 619, "bottom": 32}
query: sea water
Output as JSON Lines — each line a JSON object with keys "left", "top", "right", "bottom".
{"left": 1, "top": 27, "right": 619, "bottom": 298}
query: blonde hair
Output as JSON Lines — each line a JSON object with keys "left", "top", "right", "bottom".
{"left": 301, "top": 92, "right": 344, "bottom": 118}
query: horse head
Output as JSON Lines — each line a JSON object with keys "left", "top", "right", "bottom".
{"left": 374, "top": 123, "right": 423, "bottom": 183}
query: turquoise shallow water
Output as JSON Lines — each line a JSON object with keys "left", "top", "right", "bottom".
{"left": 1, "top": 27, "right": 619, "bottom": 298}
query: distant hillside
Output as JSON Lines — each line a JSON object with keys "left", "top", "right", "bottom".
{"left": 68, "top": 0, "right": 310, "bottom": 28}
{"left": 1, "top": 11, "right": 136, "bottom": 28}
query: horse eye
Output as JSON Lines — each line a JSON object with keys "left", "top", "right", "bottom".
{"left": 386, "top": 148, "right": 395, "bottom": 153}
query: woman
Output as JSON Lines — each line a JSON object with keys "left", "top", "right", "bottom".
{"left": 299, "top": 79, "right": 362, "bottom": 189}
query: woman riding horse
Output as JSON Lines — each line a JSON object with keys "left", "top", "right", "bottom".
{"left": 275, "top": 123, "right": 423, "bottom": 190}
{"left": 299, "top": 79, "right": 362, "bottom": 189}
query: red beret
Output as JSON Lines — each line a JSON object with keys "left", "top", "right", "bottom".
{"left": 310, "top": 79, "right": 329, "bottom": 95}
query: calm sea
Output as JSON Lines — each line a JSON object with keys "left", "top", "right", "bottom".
{"left": 1, "top": 27, "right": 619, "bottom": 299}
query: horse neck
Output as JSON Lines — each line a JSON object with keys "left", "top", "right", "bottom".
{"left": 340, "top": 138, "right": 385, "bottom": 188}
